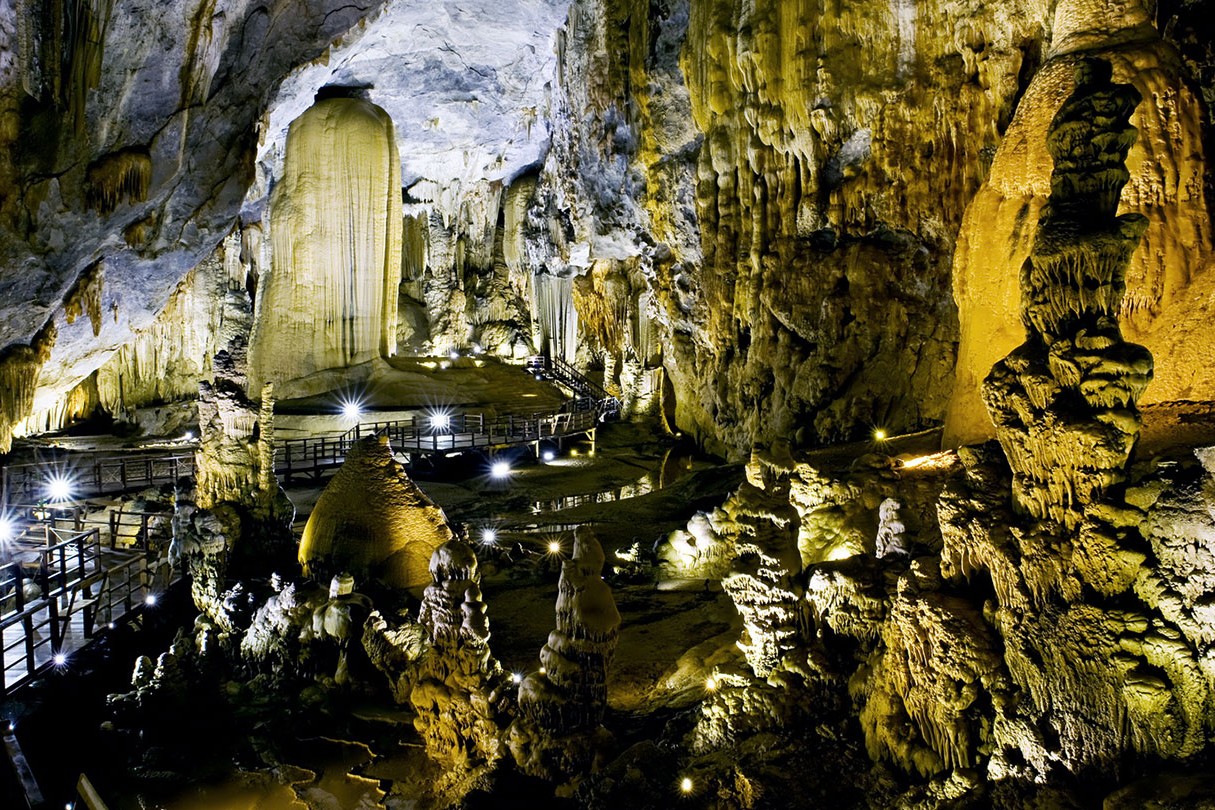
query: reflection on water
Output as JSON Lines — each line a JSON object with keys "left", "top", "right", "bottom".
{"left": 134, "top": 738, "right": 382, "bottom": 810}
{"left": 530, "top": 445, "right": 699, "bottom": 513}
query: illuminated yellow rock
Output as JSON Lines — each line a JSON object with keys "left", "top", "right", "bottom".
{"left": 983, "top": 58, "right": 1150, "bottom": 529}
{"left": 946, "top": 0, "right": 1212, "bottom": 446}
{"left": 299, "top": 437, "right": 455, "bottom": 591}
{"left": 250, "top": 96, "right": 402, "bottom": 393}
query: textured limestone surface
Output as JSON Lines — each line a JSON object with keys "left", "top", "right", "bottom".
{"left": 299, "top": 436, "right": 456, "bottom": 590}
{"left": 946, "top": 0, "right": 1213, "bottom": 446}
{"left": 249, "top": 96, "right": 402, "bottom": 391}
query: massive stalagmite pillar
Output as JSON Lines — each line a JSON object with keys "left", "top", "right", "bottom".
{"left": 250, "top": 96, "right": 403, "bottom": 391}
{"left": 983, "top": 57, "right": 1151, "bottom": 530}
{"left": 944, "top": 0, "right": 1211, "bottom": 446}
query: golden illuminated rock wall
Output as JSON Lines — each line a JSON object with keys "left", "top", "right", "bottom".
{"left": 945, "top": 0, "right": 1212, "bottom": 446}
{"left": 250, "top": 96, "right": 402, "bottom": 391}
{"left": 545, "top": 0, "right": 1053, "bottom": 457}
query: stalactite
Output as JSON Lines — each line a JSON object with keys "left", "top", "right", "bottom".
{"left": 532, "top": 272, "right": 579, "bottom": 362}
{"left": 250, "top": 97, "right": 402, "bottom": 391}
{"left": 95, "top": 235, "right": 242, "bottom": 420}
{"left": 20, "top": 372, "right": 99, "bottom": 437}
{"left": 0, "top": 320, "right": 56, "bottom": 454}
{"left": 63, "top": 260, "right": 104, "bottom": 336}
{"left": 85, "top": 147, "right": 151, "bottom": 214}
{"left": 63, "top": 0, "right": 114, "bottom": 128}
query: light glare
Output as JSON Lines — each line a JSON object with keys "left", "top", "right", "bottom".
{"left": 341, "top": 400, "right": 363, "bottom": 420}
{"left": 873, "top": 428, "right": 888, "bottom": 441}
{"left": 542, "top": 450, "right": 556, "bottom": 462}
{"left": 480, "top": 529, "right": 497, "bottom": 545}
{"left": 490, "top": 460, "right": 511, "bottom": 479}
{"left": 680, "top": 777, "right": 694, "bottom": 794}
{"left": 430, "top": 411, "right": 451, "bottom": 431}
{"left": 47, "top": 476, "right": 73, "bottom": 503}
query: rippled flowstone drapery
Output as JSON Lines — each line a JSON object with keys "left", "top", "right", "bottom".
{"left": 249, "top": 95, "right": 402, "bottom": 392}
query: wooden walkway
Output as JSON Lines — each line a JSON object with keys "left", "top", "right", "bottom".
{"left": 1, "top": 454, "right": 193, "bottom": 507}
{"left": 278, "top": 398, "right": 606, "bottom": 480}
{"left": 0, "top": 523, "right": 174, "bottom": 696}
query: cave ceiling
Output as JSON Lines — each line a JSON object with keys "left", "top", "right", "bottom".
{"left": 0, "top": 0, "right": 571, "bottom": 416}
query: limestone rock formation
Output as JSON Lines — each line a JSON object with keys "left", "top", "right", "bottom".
{"left": 411, "top": 540, "right": 509, "bottom": 799}
{"left": 299, "top": 436, "right": 456, "bottom": 591}
{"left": 982, "top": 58, "right": 1151, "bottom": 530}
{"left": 249, "top": 96, "right": 402, "bottom": 393}
{"left": 176, "top": 333, "right": 292, "bottom": 619}
{"left": 946, "top": 0, "right": 1212, "bottom": 446}
{"left": 509, "top": 527, "right": 621, "bottom": 780}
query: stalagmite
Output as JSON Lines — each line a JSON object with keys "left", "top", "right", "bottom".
{"left": 299, "top": 436, "right": 456, "bottom": 591}
{"left": 983, "top": 57, "right": 1150, "bottom": 531}
{"left": 509, "top": 527, "right": 621, "bottom": 780}
{"left": 249, "top": 96, "right": 402, "bottom": 392}
{"left": 945, "top": 0, "right": 1212, "bottom": 445}
{"left": 412, "top": 540, "right": 508, "bottom": 799}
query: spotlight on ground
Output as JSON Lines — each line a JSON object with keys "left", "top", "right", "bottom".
{"left": 46, "top": 475, "right": 73, "bottom": 503}
{"left": 542, "top": 450, "right": 556, "bottom": 462}
{"left": 490, "top": 460, "right": 512, "bottom": 479}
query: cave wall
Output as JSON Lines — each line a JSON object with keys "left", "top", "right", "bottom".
{"left": 535, "top": 0, "right": 1215, "bottom": 459}
{"left": 0, "top": 0, "right": 390, "bottom": 451}
{"left": 535, "top": 0, "right": 1056, "bottom": 458}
